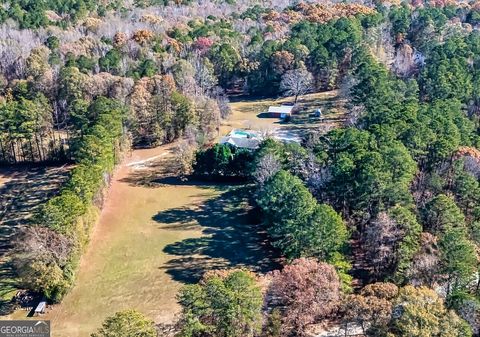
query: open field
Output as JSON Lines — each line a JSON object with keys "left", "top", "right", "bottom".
{"left": 1, "top": 91, "right": 341, "bottom": 336}
{"left": 2, "top": 145, "right": 279, "bottom": 337}
{"left": 222, "top": 90, "right": 347, "bottom": 141}
{"left": 0, "top": 165, "right": 72, "bottom": 303}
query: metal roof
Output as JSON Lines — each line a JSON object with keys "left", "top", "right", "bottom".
{"left": 268, "top": 105, "right": 293, "bottom": 114}
{"left": 220, "top": 136, "right": 260, "bottom": 149}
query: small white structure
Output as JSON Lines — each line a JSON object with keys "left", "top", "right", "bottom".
{"left": 34, "top": 301, "right": 47, "bottom": 316}
{"left": 268, "top": 105, "right": 294, "bottom": 118}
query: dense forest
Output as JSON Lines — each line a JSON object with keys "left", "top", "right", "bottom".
{"left": 1, "top": 0, "right": 480, "bottom": 336}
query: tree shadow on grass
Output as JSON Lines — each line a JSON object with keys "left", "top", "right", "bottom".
{"left": 154, "top": 186, "right": 281, "bottom": 284}
{"left": 0, "top": 260, "right": 18, "bottom": 315}
{"left": 256, "top": 112, "right": 275, "bottom": 119}
{"left": 119, "top": 150, "right": 243, "bottom": 190}
{"left": 0, "top": 165, "right": 71, "bottom": 309}
{"left": 0, "top": 165, "right": 71, "bottom": 257}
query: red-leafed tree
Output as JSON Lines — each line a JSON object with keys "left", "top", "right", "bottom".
{"left": 267, "top": 258, "right": 341, "bottom": 336}
{"left": 194, "top": 37, "right": 214, "bottom": 54}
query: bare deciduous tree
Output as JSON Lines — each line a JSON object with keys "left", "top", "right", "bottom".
{"left": 257, "top": 126, "right": 276, "bottom": 140}
{"left": 176, "top": 138, "right": 197, "bottom": 177}
{"left": 363, "top": 212, "right": 402, "bottom": 278}
{"left": 14, "top": 226, "right": 73, "bottom": 266}
{"left": 195, "top": 97, "right": 220, "bottom": 141}
{"left": 457, "top": 299, "right": 480, "bottom": 335}
{"left": 280, "top": 67, "right": 314, "bottom": 103}
{"left": 463, "top": 155, "right": 480, "bottom": 179}
{"left": 211, "top": 87, "right": 231, "bottom": 119}
{"left": 406, "top": 233, "right": 441, "bottom": 287}
{"left": 253, "top": 153, "right": 281, "bottom": 186}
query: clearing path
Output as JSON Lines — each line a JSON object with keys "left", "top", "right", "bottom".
{"left": 31, "top": 144, "right": 278, "bottom": 337}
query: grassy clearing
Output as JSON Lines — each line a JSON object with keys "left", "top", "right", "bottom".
{"left": 7, "top": 147, "right": 279, "bottom": 337}
{"left": 222, "top": 90, "right": 347, "bottom": 137}
{"left": 1, "top": 91, "right": 342, "bottom": 336}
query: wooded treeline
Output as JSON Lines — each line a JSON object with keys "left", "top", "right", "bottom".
{"left": 0, "top": 0, "right": 397, "bottom": 164}
{"left": 3, "top": 0, "right": 480, "bottom": 164}
{"left": 2, "top": 0, "right": 480, "bottom": 335}
{"left": 188, "top": 1, "right": 480, "bottom": 336}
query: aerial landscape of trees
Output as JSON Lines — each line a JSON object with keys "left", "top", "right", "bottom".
{"left": 1, "top": 0, "right": 480, "bottom": 336}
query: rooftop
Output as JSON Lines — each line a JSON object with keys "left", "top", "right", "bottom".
{"left": 268, "top": 105, "right": 294, "bottom": 114}
{"left": 220, "top": 136, "right": 261, "bottom": 149}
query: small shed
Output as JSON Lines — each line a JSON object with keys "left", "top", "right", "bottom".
{"left": 268, "top": 105, "right": 294, "bottom": 118}
{"left": 34, "top": 301, "right": 47, "bottom": 316}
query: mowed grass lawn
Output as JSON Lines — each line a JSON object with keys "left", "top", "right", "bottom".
{"left": 20, "top": 147, "right": 278, "bottom": 337}
{"left": 222, "top": 90, "right": 346, "bottom": 136}
{"left": 2, "top": 91, "right": 342, "bottom": 336}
